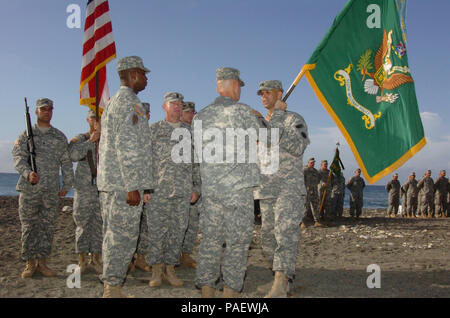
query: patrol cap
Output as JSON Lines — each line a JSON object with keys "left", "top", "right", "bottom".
{"left": 440, "top": 170, "right": 446, "bottom": 174}
{"left": 355, "top": 168, "right": 361, "bottom": 172}
{"left": 216, "top": 67, "right": 245, "bottom": 87}
{"left": 411, "top": 172, "right": 416, "bottom": 176}
{"left": 88, "top": 109, "right": 96, "bottom": 118}
{"left": 36, "top": 98, "right": 53, "bottom": 109}
{"left": 164, "top": 92, "right": 184, "bottom": 103}
{"left": 257, "top": 80, "right": 283, "bottom": 96}
{"left": 394, "top": 173, "right": 398, "bottom": 177}
{"left": 117, "top": 56, "right": 150, "bottom": 73}
{"left": 426, "top": 169, "right": 431, "bottom": 174}
{"left": 142, "top": 102, "right": 150, "bottom": 113}
{"left": 182, "top": 101, "right": 195, "bottom": 112}
{"left": 321, "top": 160, "right": 328, "bottom": 164}
{"left": 308, "top": 157, "right": 315, "bottom": 163}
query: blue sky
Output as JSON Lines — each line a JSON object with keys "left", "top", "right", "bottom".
{"left": 0, "top": 0, "right": 449, "bottom": 185}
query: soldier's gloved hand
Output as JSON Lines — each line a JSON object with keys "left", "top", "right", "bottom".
{"left": 143, "top": 193, "right": 151, "bottom": 204}
{"left": 274, "top": 100, "right": 287, "bottom": 111}
{"left": 190, "top": 192, "right": 200, "bottom": 204}
{"left": 28, "top": 171, "right": 40, "bottom": 185}
{"left": 126, "top": 190, "right": 141, "bottom": 206}
{"left": 59, "top": 189, "right": 68, "bottom": 197}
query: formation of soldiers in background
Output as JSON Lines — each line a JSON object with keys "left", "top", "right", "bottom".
{"left": 386, "top": 170, "right": 449, "bottom": 218}
{"left": 11, "top": 55, "right": 450, "bottom": 298}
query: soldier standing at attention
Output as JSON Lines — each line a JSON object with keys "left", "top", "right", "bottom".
{"left": 12, "top": 98, "right": 74, "bottom": 279}
{"left": 180, "top": 101, "right": 201, "bottom": 269}
{"left": 147, "top": 92, "right": 201, "bottom": 288}
{"left": 68, "top": 109, "right": 102, "bottom": 274}
{"left": 318, "top": 160, "right": 334, "bottom": 222}
{"left": 301, "top": 158, "right": 324, "bottom": 228}
{"left": 385, "top": 173, "right": 401, "bottom": 218}
{"left": 434, "top": 170, "right": 448, "bottom": 218}
{"left": 330, "top": 173, "right": 345, "bottom": 219}
{"left": 417, "top": 170, "right": 434, "bottom": 218}
{"left": 97, "top": 56, "right": 154, "bottom": 298}
{"left": 346, "top": 168, "right": 365, "bottom": 218}
{"left": 194, "top": 67, "right": 261, "bottom": 298}
{"left": 253, "top": 80, "right": 309, "bottom": 297}
{"left": 402, "top": 172, "right": 419, "bottom": 218}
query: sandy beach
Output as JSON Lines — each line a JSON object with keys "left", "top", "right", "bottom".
{"left": 0, "top": 195, "right": 449, "bottom": 298}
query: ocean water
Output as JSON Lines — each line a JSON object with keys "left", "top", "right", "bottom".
{"left": 0, "top": 172, "right": 388, "bottom": 209}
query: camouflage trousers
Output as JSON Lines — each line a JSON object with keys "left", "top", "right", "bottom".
{"left": 318, "top": 188, "right": 331, "bottom": 218}
{"left": 136, "top": 205, "right": 150, "bottom": 255}
{"left": 196, "top": 189, "right": 254, "bottom": 292}
{"left": 349, "top": 193, "right": 363, "bottom": 217}
{"left": 73, "top": 189, "right": 102, "bottom": 254}
{"left": 303, "top": 191, "right": 320, "bottom": 222}
{"left": 182, "top": 198, "right": 201, "bottom": 254}
{"left": 329, "top": 192, "right": 344, "bottom": 218}
{"left": 145, "top": 194, "right": 190, "bottom": 265}
{"left": 406, "top": 196, "right": 417, "bottom": 216}
{"left": 387, "top": 196, "right": 400, "bottom": 216}
{"left": 18, "top": 191, "right": 59, "bottom": 261}
{"left": 419, "top": 195, "right": 434, "bottom": 216}
{"left": 259, "top": 193, "right": 304, "bottom": 280}
{"left": 435, "top": 194, "right": 448, "bottom": 216}
{"left": 401, "top": 194, "right": 408, "bottom": 215}
{"left": 100, "top": 191, "right": 143, "bottom": 286}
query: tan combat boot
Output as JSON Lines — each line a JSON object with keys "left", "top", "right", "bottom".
{"left": 223, "top": 286, "right": 240, "bottom": 298}
{"left": 314, "top": 220, "right": 327, "bottom": 228}
{"left": 21, "top": 259, "right": 37, "bottom": 279}
{"left": 201, "top": 286, "right": 216, "bottom": 298}
{"left": 78, "top": 253, "right": 88, "bottom": 274}
{"left": 149, "top": 264, "right": 163, "bottom": 287}
{"left": 180, "top": 252, "right": 197, "bottom": 269}
{"left": 300, "top": 222, "right": 308, "bottom": 229}
{"left": 264, "top": 271, "right": 288, "bottom": 298}
{"left": 89, "top": 253, "right": 103, "bottom": 274}
{"left": 163, "top": 264, "right": 183, "bottom": 287}
{"left": 102, "top": 283, "right": 135, "bottom": 298}
{"left": 134, "top": 253, "right": 151, "bottom": 272}
{"left": 37, "top": 258, "right": 57, "bottom": 277}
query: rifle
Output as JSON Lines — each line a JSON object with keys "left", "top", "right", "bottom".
{"left": 24, "top": 97, "right": 37, "bottom": 173}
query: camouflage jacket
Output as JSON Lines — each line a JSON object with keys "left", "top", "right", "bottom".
{"left": 417, "top": 177, "right": 434, "bottom": 197}
{"left": 68, "top": 132, "right": 98, "bottom": 191}
{"left": 12, "top": 124, "right": 73, "bottom": 193}
{"left": 385, "top": 180, "right": 401, "bottom": 198}
{"left": 97, "top": 86, "right": 154, "bottom": 192}
{"left": 150, "top": 120, "right": 201, "bottom": 198}
{"left": 346, "top": 176, "right": 365, "bottom": 195}
{"left": 434, "top": 176, "right": 449, "bottom": 198}
{"left": 303, "top": 166, "right": 320, "bottom": 198}
{"left": 401, "top": 179, "right": 419, "bottom": 198}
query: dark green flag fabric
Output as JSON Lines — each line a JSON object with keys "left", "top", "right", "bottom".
{"left": 302, "top": 0, "right": 425, "bottom": 184}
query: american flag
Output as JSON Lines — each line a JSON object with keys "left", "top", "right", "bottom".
{"left": 79, "top": 0, "right": 116, "bottom": 115}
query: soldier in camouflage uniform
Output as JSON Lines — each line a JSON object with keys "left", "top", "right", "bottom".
{"left": 434, "top": 170, "right": 448, "bottom": 218}
{"left": 12, "top": 98, "right": 74, "bottom": 279}
{"left": 402, "top": 172, "right": 418, "bottom": 217}
{"left": 417, "top": 170, "right": 434, "bottom": 218}
{"left": 97, "top": 56, "right": 154, "bottom": 298}
{"left": 346, "top": 168, "right": 365, "bottom": 217}
{"left": 147, "top": 92, "right": 201, "bottom": 288}
{"left": 194, "top": 67, "right": 262, "bottom": 298}
{"left": 252, "top": 80, "right": 309, "bottom": 298}
{"left": 180, "top": 101, "right": 201, "bottom": 269}
{"left": 301, "top": 158, "right": 325, "bottom": 227}
{"left": 332, "top": 173, "right": 346, "bottom": 218}
{"left": 318, "top": 160, "right": 334, "bottom": 222}
{"left": 385, "top": 173, "right": 401, "bottom": 217}
{"left": 68, "top": 109, "right": 102, "bottom": 274}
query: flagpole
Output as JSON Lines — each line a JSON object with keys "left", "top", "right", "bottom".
{"left": 93, "top": 71, "right": 99, "bottom": 185}
{"left": 282, "top": 65, "right": 308, "bottom": 102}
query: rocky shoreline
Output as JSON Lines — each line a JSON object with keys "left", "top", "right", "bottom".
{"left": 0, "top": 195, "right": 449, "bottom": 298}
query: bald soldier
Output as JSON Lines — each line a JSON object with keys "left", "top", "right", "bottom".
{"left": 13, "top": 98, "right": 74, "bottom": 279}
{"left": 97, "top": 56, "right": 154, "bottom": 298}
{"left": 253, "top": 80, "right": 309, "bottom": 298}
{"left": 180, "top": 101, "right": 201, "bottom": 269}
{"left": 146, "top": 92, "right": 201, "bottom": 288}
{"left": 385, "top": 173, "right": 401, "bottom": 218}
{"left": 346, "top": 168, "right": 365, "bottom": 218}
{"left": 68, "top": 109, "right": 102, "bottom": 274}
{"left": 434, "top": 170, "right": 449, "bottom": 218}
{"left": 402, "top": 172, "right": 419, "bottom": 218}
{"left": 417, "top": 170, "right": 434, "bottom": 218}
{"left": 194, "top": 67, "right": 262, "bottom": 298}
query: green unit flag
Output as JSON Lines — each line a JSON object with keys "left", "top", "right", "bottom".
{"left": 301, "top": 0, "right": 425, "bottom": 184}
